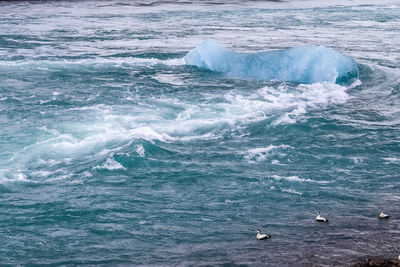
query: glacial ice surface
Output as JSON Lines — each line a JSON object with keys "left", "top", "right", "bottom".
{"left": 184, "top": 40, "right": 359, "bottom": 84}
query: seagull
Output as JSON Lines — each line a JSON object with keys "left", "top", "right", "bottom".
{"left": 316, "top": 211, "right": 328, "bottom": 222}
{"left": 379, "top": 209, "right": 390, "bottom": 219}
{"left": 256, "top": 229, "right": 269, "bottom": 240}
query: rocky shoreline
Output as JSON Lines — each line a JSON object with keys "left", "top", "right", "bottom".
{"left": 354, "top": 258, "right": 400, "bottom": 267}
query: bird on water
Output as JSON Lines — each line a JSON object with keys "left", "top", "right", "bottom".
{"left": 379, "top": 209, "right": 390, "bottom": 219}
{"left": 316, "top": 211, "right": 328, "bottom": 222}
{"left": 256, "top": 229, "right": 269, "bottom": 240}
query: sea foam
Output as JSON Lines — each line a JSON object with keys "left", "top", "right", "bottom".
{"left": 184, "top": 40, "right": 359, "bottom": 84}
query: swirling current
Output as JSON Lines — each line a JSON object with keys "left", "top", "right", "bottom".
{"left": 0, "top": 0, "right": 400, "bottom": 266}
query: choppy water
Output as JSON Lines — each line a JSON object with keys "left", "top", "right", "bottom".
{"left": 1, "top": 0, "right": 400, "bottom": 266}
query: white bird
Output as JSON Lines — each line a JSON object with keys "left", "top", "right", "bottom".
{"left": 316, "top": 211, "right": 328, "bottom": 222}
{"left": 256, "top": 229, "right": 269, "bottom": 240}
{"left": 379, "top": 209, "right": 390, "bottom": 219}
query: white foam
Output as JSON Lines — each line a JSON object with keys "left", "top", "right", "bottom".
{"left": 0, "top": 57, "right": 185, "bottom": 71}
{"left": 39, "top": 97, "right": 56, "bottom": 104}
{"left": 37, "top": 126, "right": 60, "bottom": 136}
{"left": 350, "top": 157, "right": 363, "bottom": 164}
{"left": 269, "top": 81, "right": 350, "bottom": 125}
{"left": 383, "top": 157, "right": 400, "bottom": 164}
{"left": 282, "top": 188, "right": 303, "bottom": 195}
{"left": 135, "top": 144, "right": 145, "bottom": 157}
{"left": 15, "top": 172, "right": 27, "bottom": 181}
{"left": 244, "top": 144, "right": 293, "bottom": 163}
{"left": 93, "top": 158, "right": 126, "bottom": 171}
{"left": 271, "top": 175, "right": 312, "bottom": 183}
{"left": 44, "top": 173, "right": 73, "bottom": 183}
{"left": 129, "top": 127, "right": 175, "bottom": 142}
{"left": 0, "top": 169, "right": 35, "bottom": 184}
{"left": 37, "top": 158, "right": 62, "bottom": 167}
{"left": 67, "top": 104, "right": 111, "bottom": 112}
{"left": 31, "top": 170, "right": 53, "bottom": 177}
{"left": 4, "top": 77, "right": 356, "bottom": 182}
{"left": 270, "top": 175, "right": 329, "bottom": 184}
{"left": 82, "top": 171, "right": 93, "bottom": 177}
{"left": 153, "top": 73, "right": 184, "bottom": 86}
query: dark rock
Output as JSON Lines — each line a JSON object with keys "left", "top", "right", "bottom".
{"left": 354, "top": 258, "right": 400, "bottom": 267}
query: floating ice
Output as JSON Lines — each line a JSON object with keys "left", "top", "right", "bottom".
{"left": 184, "top": 40, "right": 359, "bottom": 84}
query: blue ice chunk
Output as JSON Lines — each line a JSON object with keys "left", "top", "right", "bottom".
{"left": 184, "top": 40, "right": 359, "bottom": 84}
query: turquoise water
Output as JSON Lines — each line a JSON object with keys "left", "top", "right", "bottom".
{"left": 1, "top": 1, "right": 400, "bottom": 265}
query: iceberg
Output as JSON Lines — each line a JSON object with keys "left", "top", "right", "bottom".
{"left": 184, "top": 40, "right": 359, "bottom": 84}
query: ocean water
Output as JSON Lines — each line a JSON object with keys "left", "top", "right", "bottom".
{"left": 1, "top": 0, "right": 400, "bottom": 266}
